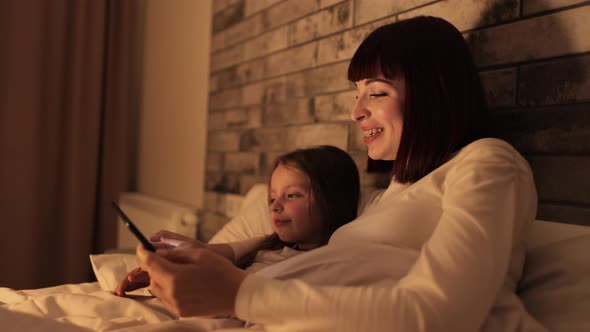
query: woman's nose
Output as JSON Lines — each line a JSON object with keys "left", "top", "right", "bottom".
{"left": 351, "top": 97, "right": 369, "bottom": 122}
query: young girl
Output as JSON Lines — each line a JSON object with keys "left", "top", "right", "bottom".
{"left": 115, "top": 145, "right": 360, "bottom": 295}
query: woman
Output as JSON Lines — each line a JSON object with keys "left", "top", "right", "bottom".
{"left": 137, "top": 16, "right": 547, "bottom": 331}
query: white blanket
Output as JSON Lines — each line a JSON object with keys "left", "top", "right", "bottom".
{"left": 0, "top": 244, "right": 418, "bottom": 331}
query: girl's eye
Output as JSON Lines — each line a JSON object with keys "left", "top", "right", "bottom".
{"left": 286, "top": 193, "right": 301, "bottom": 199}
{"left": 268, "top": 197, "right": 275, "bottom": 204}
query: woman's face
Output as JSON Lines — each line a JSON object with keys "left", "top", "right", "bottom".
{"left": 269, "top": 163, "right": 323, "bottom": 250}
{"left": 351, "top": 76, "right": 405, "bottom": 161}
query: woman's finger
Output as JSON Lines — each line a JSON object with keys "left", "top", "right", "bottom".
{"left": 158, "top": 247, "right": 205, "bottom": 264}
{"left": 137, "top": 244, "right": 179, "bottom": 280}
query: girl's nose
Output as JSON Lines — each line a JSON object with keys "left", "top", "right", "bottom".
{"left": 270, "top": 199, "right": 282, "bottom": 213}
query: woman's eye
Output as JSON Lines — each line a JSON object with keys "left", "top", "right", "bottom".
{"left": 370, "top": 92, "right": 388, "bottom": 98}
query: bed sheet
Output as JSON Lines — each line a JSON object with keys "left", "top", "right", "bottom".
{"left": 0, "top": 241, "right": 417, "bottom": 331}
{"left": 0, "top": 282, "right": 255, "bottom": 331}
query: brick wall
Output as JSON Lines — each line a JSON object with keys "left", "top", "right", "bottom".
{"left": 201, "top": 0, "right": 590, "bottom": 240}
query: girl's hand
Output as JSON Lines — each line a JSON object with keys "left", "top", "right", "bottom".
{"left": 137, "top": 244, "right": 247, "bottom": 317}
{"left": 114, "top": 266, "right": 150, "bottom": 296}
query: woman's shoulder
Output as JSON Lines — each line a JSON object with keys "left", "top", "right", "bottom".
{"left": 448, "top": 138, "right": 532, "bottom": 175}
{"left": 455, "top": 138, "right": 526, "bottom": 164}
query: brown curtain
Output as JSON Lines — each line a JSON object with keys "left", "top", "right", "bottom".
{"left": 0, "top": 0, "right": 140, "bottom": 289}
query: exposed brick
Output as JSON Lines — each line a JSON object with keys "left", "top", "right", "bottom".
{"left": 212, "top": 15, "right": 263, "bottom": 52}
{"left": 213, "top": 0, "right": 231, "bottom": 14}
{"left": 287, "top": 1, "right": 353, "bottom": 46}
{"left": 285, "top": 123, "right": 349, "bottom": 150}
{"left": 198, "top": 210, "right": 229, "bottom": 242}
{"left": 468, "top": 6, "right": 590, "bottom": 67}
{"left": 206, "top": 152, "right": 224, "bottom": 172}
{"left": 209, "top": 86, "right": 242, "bottom": 110}
{"left": 239, "top": 175, "right": 268, "bottom": 195}
{"left": 244, "top": 0, "right": 283, "bottom": 17}
{"left": 213, "top": 65, "right": 240, "bottom": 90}
{"left": 224, "top": 152, "right": 260, "bottom": 173}
{"left": 241, "top": 128, "right": 287, "bottom": 151}
{"left": 354, "top": 0, "right": 431, "bottom": 25}
{"left": 262, "top": 0, "right": 319, "bottom": 30}
{"left": 209, "top": 74, "right": 220, "bottom": 92}
{"left": 261, "top": 75, "right": 307, "bottom": 104}
{"left": 213, "top": 58, "right": 265, "bottom": 89}
{"left": 315, "top": 90, "right": 356, "bottom": 121}
{"left": 305, "top": 61, "right": 353, "bottom": 95}
{"left": 261, "top": 151, "right": 285, "bottom": 175}
{"left": 242, "top": 82, "right": 265, "bottom": 106}
{"left": 212, "top": 1, "right": 245, "bottom": 34}
{"left": 211, "top": 43, "right": 245, "bottom": 72}
{"left": 264, "top": 98, "right": 314, "bottom": 126}
{"left": 244, "top": 26, "right": 288, "bottom": 61}
{"left": 287, "top": 11, "right": 321, "bottom": 46}
{"left": 528, "top": 155, "right": 590, "bottom": 205}
{"left": 205, "top": 171, "right": 223, "bottom": 191}
{"left": 519, "top": 55, "right": 590, "bottom": 106}
{"left": 285, "top": 72, "right": 308, "bottom": 98}
{"left": 263, "top": 77, "right": 289, "bottom": 104}
{"left": 480, "top": 68, "right": 516, "bottom": 109}
{"left": 399, "top": 0, "right": 518, "bottom": 31}
{"left": 321, "top": 0, "right": 346, "bottom": 8}
{"left": 226, "top": 107, "right": 262, "bottom": 129}
{"left": 350, "top": 151, "right": 391, "bottom": 188}
{"left": 523, "top": 0, "right": 586, "bottom": 15}
{"left": 204, "top": 191, "right": 220, "bottom": 213}
{"left": 319, "top": 1, "right": 353, "bottom": 35}
{"left": 265, "top": 42, "right": 318, "bottom": 77}
{"left": 348, "top": 122, "right": 366, "bottom": 151}
{"left": 537, "top": 203, "right": 590, "bottom": 227}
{"left": 494, "top": 104, "right": 590, "bottom": 154}
{"left": 208, "top": 111, "right": 225, "bottom": 130}
{"left": 205, "top": 172, "right": 242, "bottom": 194}
{"left": 208, "top": 131, "right": 241, "bottom": 151}
{"left": 238, "top": 58, "right": 266, "bottom": 85}
{"left": 318, "top": 18, "right": 394, "bottom": 65}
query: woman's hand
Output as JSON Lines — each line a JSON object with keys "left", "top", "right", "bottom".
{"left": 136, "top": 244, "right": 248, "bottom": 317}
{"left": 114, "top": 266, "right": 150, "bottom": 296}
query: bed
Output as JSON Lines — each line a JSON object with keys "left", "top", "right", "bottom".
{"left": 1, "top": 184, "right": 589, "bottom": 331}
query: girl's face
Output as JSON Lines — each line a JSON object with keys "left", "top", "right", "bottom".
{"left": 269, "top": 163, "right": 323, "bottom": 250}
{"left": 351, "top": 76, "right": 405, "bottom": 161}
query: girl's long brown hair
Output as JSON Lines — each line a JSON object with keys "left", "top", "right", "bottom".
{"left": 236, "top": 145, "right": 360, "bottom": 269}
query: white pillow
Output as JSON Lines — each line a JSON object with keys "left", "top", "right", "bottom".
{"left": 518, "top": 233, "right": 590, "bottom": 331}
{"left": 89, "top": 254, "right": 151, "bottom": 295}
{"left": 208, "top": 184, "right": 272, "bottom": 244}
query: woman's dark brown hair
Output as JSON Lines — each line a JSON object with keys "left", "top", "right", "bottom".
{"left": 236, "top": 145, "right": 360, "bottom": 269}
{"left": 348, "top": 16, "right": 490, "bottom": 183}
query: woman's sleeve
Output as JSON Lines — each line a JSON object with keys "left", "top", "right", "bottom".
{"left": 234, "top": 141, "right": 538, "bottom": 332}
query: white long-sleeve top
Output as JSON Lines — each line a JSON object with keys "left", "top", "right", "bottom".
{"left": 233, "top": 138, "right": 548, "bottom": 332}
